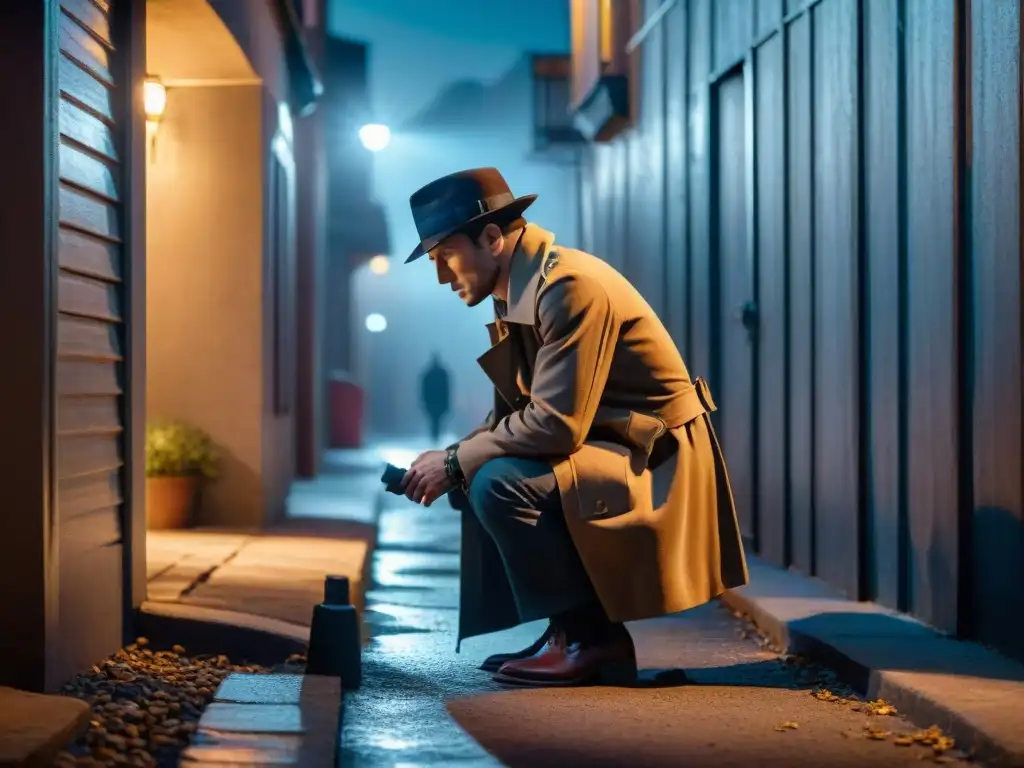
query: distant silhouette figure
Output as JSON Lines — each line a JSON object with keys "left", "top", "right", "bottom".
{"left": 419, "top": 354, "right": 451, "bottom": 443}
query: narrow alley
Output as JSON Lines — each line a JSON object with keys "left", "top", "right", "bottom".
{"left": 340, "top": 487, "right": 973, "bottom": 767}
{"left": 2, "top": 0, "right": 1024, "bottom": 765}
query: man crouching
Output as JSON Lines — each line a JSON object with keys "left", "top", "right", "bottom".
{"left": 398, "top": 167, "right": 749, "bottom": 687}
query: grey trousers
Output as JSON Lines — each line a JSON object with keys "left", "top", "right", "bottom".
{"left": 467, "top": 457, "right": 600, "bottom": 623}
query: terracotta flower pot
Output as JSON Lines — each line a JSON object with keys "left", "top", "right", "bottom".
{"left": 146, "top": 475, "right": 199, "bottom": 530}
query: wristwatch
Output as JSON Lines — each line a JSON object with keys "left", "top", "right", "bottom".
{"left": 444, "top": 444, "right": 467, "bottom": 491}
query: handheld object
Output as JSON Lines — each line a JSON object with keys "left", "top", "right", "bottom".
{"left": 381, "top": 463, "right": 407, "bottom": 495}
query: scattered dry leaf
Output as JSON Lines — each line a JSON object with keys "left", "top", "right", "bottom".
{"left": 864, "top": 724, "right": 891, "bottom": 740}
{"left": 774, "top": 721, "right": 800, "bottom": 732}
{"left": 865, "top": 699, "right": 898, "bottom": 716}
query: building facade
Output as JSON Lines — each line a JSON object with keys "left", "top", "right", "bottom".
{"left": 572, "top": 0, "right": 1023, "bottom": 663}
{"left": 0, "top": 0, "right": 327, "bottom": 692}
{"left": 322, "top": 35, "right": 390, "bottom": 383}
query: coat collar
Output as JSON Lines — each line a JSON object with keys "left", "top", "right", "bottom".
{"left": 495, "top": 225, "right": 555, "bottom": 326}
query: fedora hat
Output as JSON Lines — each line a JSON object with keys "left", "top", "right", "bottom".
{"left": 405, "top": 167, "right": 537, "bottom": 263}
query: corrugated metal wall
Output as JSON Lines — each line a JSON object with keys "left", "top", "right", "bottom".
{"left": 578, "top": 0, "right": 1024, "bottom": 662}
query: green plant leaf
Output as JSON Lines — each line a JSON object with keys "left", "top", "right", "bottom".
{"left": 145, "top": 421, "right": 220, "bottom": 479}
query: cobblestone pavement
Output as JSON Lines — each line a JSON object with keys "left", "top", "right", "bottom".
{"left": 340, "top": 491, "right": 977, "bottom": 767}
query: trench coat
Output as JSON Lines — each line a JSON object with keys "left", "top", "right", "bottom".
{"left": 454, "top": 225, "right": 749, "bottom": 649}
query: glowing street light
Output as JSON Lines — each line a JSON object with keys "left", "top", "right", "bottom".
{"left": 368, "top": 255, "right": 390, "bottom": 276}
{"left": 365, "top": 313, "right": 387, "bottom": 333}
{"left": 358, "top": 123, "right": 391, "bottom": 152}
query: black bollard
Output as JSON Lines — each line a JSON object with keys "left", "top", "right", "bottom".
{"left": 306, "top": 574, "right": 362, "bottom": 688}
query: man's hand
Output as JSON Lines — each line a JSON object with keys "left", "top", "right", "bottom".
{"left": 401, "top": 450, "right": 454, "bottom": 507}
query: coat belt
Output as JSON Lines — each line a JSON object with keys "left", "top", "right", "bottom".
{"left": 587, "top": 377, "right": 718, "bottom": 461}
{"left": 663, "top": 377, "right": 717, "bottom": 429}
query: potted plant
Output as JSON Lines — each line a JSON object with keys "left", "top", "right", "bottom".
{"left": 145, "top": 421, "right": 219, "bottom": 530}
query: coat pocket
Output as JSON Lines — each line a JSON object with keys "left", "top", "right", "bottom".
{"left": 567, "top": 441, "right": 636, "bottom": 521}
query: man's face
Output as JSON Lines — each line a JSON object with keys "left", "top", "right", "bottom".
{"left": 429, "top": 226, "right": 502, "bottom": 307}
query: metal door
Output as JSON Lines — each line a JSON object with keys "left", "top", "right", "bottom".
{"left": 713, "top": 69, "right": 757, "bottom": 545}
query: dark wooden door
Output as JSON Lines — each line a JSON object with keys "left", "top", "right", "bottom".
{"left": 714, "top": 70, "right": 756, "bottom": 544}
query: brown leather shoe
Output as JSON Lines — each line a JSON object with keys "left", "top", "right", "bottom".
{"left": 479, "top": 624, "right": 554, "bottom": 673}
{"left": 492, "top": 627, "right": 637, "bottom": 687}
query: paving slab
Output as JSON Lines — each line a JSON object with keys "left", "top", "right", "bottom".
{"left": 146, "top": 474, "right": 380, "bottom": 629}
{"left": 147, "top": 573, "right": 203, "bottom": 603}
{"left": 147, "top": 532, "right": 247, "bottom": 561}
{"left": 721, "top": 556, "right": 1024, "bottom": 768}
{"left": 179, "top": 534, "right": 371, "bottom": 626}
{"left": 147, "top": 533, "right": 249, "bottom": 603}
{"left": 180, "top": 733, "right": 306, "bottom": 765}
{"left": 200, "top": 703, "right": 306, "bottom": 733}
{"left": 230, "top": 537, "right": 369, "bottom": 568}
{"left": 0, "top": 686, "right": 90, "bottom": 766}
{"left": 182, "top": 674, "right": 340, "bottom": 766}
{"left": 214, "top": 673, "right": 340, "bottom": 706}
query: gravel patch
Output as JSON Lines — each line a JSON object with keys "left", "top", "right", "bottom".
{"left": 53, "top": 637, "right": 307, "bottom": 767}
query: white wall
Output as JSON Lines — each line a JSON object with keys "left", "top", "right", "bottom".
{"left": 331, "top": 1, "right": 576, "bottom": 441}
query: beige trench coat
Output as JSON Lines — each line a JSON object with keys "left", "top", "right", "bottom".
{"left": 454, "top": 225, "right": 749, "bottom": 648}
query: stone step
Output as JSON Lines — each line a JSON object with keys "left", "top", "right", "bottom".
{"left": 0, "top": 686, "right": 90, "bottom": 766}
{"left": 180, "top": 673, "right": 341, "bottom": 766}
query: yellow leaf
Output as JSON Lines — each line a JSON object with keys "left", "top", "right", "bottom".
{"left": 863, "top": 724, "right": 891, "bottom": 741}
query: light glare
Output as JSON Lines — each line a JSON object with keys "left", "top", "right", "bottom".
{"left": 358, "top": 123, "right": 391, "bottom": 152}
{"left": 365, "top": 313, "right": 387, "bottom": 333}
{"left": 144, "top": 77, "right": 167, "bottom": 121}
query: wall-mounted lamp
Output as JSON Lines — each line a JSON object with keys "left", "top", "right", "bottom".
{"left": 144, "top": 75, "right": 167, "bottom": 125}
{"left": 144, "top": 75, "right": 167, "bottom": 159}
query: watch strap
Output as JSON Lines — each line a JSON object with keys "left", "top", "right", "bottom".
{"left": 444, "top": 445, "right": 467, "bottom": 491}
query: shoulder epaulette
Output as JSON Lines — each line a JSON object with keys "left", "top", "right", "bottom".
{"left": 541, "top": 249, "right": 560, "bottom": 281}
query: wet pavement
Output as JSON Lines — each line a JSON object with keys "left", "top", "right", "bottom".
{"left": 340, "top": 488, "right": 976, "bottom": 767}
{"left": 341, "top": 491, "right": 518, "bottom": 766}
